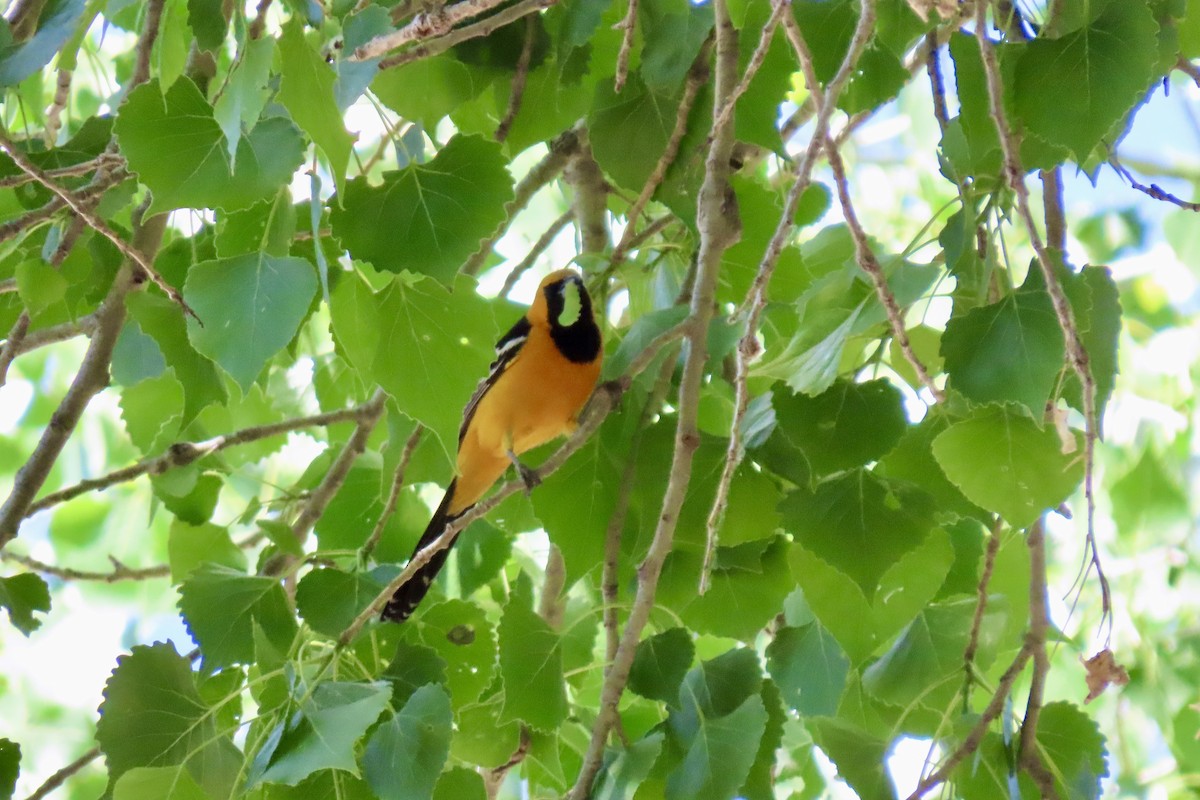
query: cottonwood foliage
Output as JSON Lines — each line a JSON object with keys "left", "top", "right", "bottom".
{"left": 0, "top": 0, "right": 1192, "bottom": 798}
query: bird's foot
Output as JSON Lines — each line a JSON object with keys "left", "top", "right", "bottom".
{"left": 507, "top": 449, "right": 541, "bottom": 494}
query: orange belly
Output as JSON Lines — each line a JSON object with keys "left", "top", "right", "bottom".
{"left": 448, "top": 329, "right": 601, "bottom": 514}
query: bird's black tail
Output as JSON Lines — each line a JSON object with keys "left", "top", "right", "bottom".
{"left": 380, "top": 479, "right": 462, "bottom": 622}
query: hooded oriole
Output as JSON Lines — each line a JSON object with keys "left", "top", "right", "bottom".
{"left": 381, "top": 269, "right": 603, "bottom": 622}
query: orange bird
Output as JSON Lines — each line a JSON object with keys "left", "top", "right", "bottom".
{"left": 382, "top": 269, "right": 602, "bottom": 622}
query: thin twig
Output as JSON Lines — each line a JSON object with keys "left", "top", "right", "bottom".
{"left": 500, "top": 208, "right": 573, "bottom": 297}
{"left": 131, "top": 0, "right": 166, "bottom": 89}
{"left": 1041, "top": 168, "right": 1066, "bottom": 251}
{"left": 825, "top": 139, "right": 944, "bottom": 400}
{"left": 0, "top": 313, "right": 30, "bottom": 388}
{"left": 905, "top": 643, "right": 1035, "bottom": 800}
{"left": 963, "top": 520, "right": 1002, "bottom": 706}
{"left": 1018, "top": 518, "right": 1059, "bottom": 798}
{"left": 568, "top": 0, "right": 742, "bottom": 792}
{"left": 360, "top": 426, "right": 424, "bottom": 561}
{"left": 611, "top": 45, "right": 711, "bottom": 267}
{"left": 612, "top": 0, "right": 639, "bottom": 93}
{"left": 702, "top": 3, "right": 880, "bottom": 592}
{"left": 376, "top": 0, "right": 558, "bottom": 69}
{"left": 709, "top": 0, "right": 787, "bottom": 140}
{"left": 973, "top": 2, "right": 1108, "bottom": 635}
{"left": 0, "top": 130, "right": 196, "bottom": 321}
{"left": 248, "top": 0, "right": 273, "bottom": 39}
{"left": 1111, "top": 155, "right": 1200, "bottom": 212}
{"left": 1, "top": 551, "right": 171, "bottom": 582}
{"left": 359, "top": 0, "right": 526, "bottom": 59}
{"left": 24, "top": 405, "right": 369, "bottom": 517}
{"left": 463, "top": 128, "right": 581, "bottom": 276}
{"left": 23, "top": 746, "right": 102, "bottom": 800}
{"left": 1176, "top": 56, "right": 1200, "bottom": 89}
{"left": 494, "top": 16, "right": 536, "bottom": 144}
{"left": 0, "top": 155, "right": 120, "bottom": 189}
{"left": 266, "top": 391, "right": 389, "bottom": 571}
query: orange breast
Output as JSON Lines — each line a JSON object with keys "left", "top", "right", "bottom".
{"left": 448, "top": 327, "right": 601, "bottom": 515}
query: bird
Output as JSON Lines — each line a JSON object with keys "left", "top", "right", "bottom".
{"left": 381, "top": 268, "right": 603, "bottom": 622}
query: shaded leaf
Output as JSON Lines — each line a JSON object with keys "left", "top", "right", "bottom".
{"left": 178, "top": 564, "right": 297, "bottom": 670}
{"left": 0, "top": 573, "right": 49, "bottom": 636}
{"left": 363, "top": 685, "right": 453, "bottom": 800}
{"left": 629, "top": 627, "right": 694, "bottom": 703}
{"left": 766, "top": 622, "right": 849, "bottom": 717}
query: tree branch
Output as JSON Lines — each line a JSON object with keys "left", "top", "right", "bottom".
{"left": 360, "top": 425, "right": 424, "bottom": 561}
{"left": 0, "top": 130, "right": 194, "bottom": 321}
{"left": 0, "top": 551, "right": 171, "bottom": 582}
{"left": 612, "top": 0, "right": 639, "bottom": 93}
{"left": 1018, "top": 518, "right": 1059, "bottom": 798}
{"left": 364, "top": 0, "right": 557, "bottom": 65}
{"left": 963, "top": 519, "right": 1002, "bottom": 706}
{"left": 500, "top": 208, "right": 574, "bottom": 297}
{"left": 22, "top": 405, "right": 369, "bottom": 518}
{"left": 22, "top": 746, "right": 102, "bottom": 800}
{"left": 494, "top": 15, "right": 536, "bottom": 144}
{"left": 566, "top": 133, "right": 610, "bottom": 256}
{"left": 568, "top": 0, "right": 742, "bottom": 791}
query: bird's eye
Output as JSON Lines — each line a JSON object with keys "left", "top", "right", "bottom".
{"left": 557, "top": 280, "right": 582, "bottom": 327}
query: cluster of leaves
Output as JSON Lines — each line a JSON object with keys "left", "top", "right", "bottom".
{"left": 0, "top": 0, "right": 1198, "bottom": 798}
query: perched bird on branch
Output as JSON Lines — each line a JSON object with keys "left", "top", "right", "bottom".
{"left": 381, "top": 268, "right": 603, "bottom": 622}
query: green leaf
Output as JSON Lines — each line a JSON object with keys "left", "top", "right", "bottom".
{"left": 807, "top": 717, "right": 895, "bottom": 800}
{"left": 383, "top": 641, "right": 448, "bottom": 708}
{"left": 277, "top": 20, "right": 355, "bottom": 191}
{"left": 115, "top": 78, "right": 306, "bottom": 214}
{"left": 932, "top": 404, "right": 1084, "bottom": 528}
{"left": 178, "top": 564, "right": 297, "bottom": 670}
{"left": 498, "top": 588, "right": 568, "bottom": 729}
{"left": 126, "top": 293, "right": 228, "bottom": 424}
{"left": 1063, "top": 266, "right": 1122, "bottom": 422}
{"left": 184, "top": 253, "right": 317, "bottom": 392}
{"left": 779, "top": 470, "right": 936, "bottom": 598}
{"left": 187, "top": 0, "right": 228, "bottom": 51}
{"left": 0, "top": 739, "right": 17, "bottom": 800}
{"left": 433, "top": 767, "right": 487, "bottom": 800}
{"left": 639, "top": 0, "right": 713, "bottom": 91}
{"left": 331, "top": 272, "right": 499, "bottom": 456}
{"left": 363, "top": 685, "right": 453, "bottom": 800}
{"left": 372, "top": 55, "right": 481, "bottom": 124}
{"left": 112, "top": 766, "right": 209, "bottom": 800}
{"left": 97, "top": 643, "right": 240, "bottom": 798}
{"left": 766, "top": 622, "right": 849, "bottom": 717}
{"left": 876, "top": 412, "right": 988, "bottom": 520}
{"left": 412, "top": 600, "right": 497, "bottom": 707}
{"left": 872, "top": 527, "right": 955, "bottom": 642}
{"left": 158, "top": 472, "right": 222, "bottom": 525}
{"left": 862, "top": 597, "right": 1005, "bottom": 711}
{"left": 595, "top": 734, "right": 665, "bottom": 800}
{"left": 588, "top": 75, "right": 681, "bottom": 193}
{"left": 740, "top": 679, "right": 786, "bottom": 800}
{"left": 454, "top": 522, "right": 512, "bottom": 597}
{"left": 330, "top": 136, "right": 513, "bottom": 283}
{"left": 665, "top": 694, "right": 768, "bottom": 800}
{"left": 942, "top": 268, "right": 1065, "bottom": 414}
{"left": 0, "top": 573, "right": 49, "bottom": 636}
{"left": 296, "top": 568, "right": 386, "bottom": 638}
{"left": 168, "top": 520, "right": 247, "bottom": 582}
{"left": 120, "top": 371, "right": 183, "bottom": 453}
{"left": 1012, "top": 0, "right": 1159, "bottom": 162}
{"left": 671, "top": 648, "right": 762, "bottom": 729}
{"left": 768, "top": 379, "right": 908, "bottom": 478}
{"left": 629, "top": 627, "right": 694, "bottom": 703}
{"left": 213, "top": 35, "right": 274, "bottom": 161}
{"left": 0, "top": 0, "right": 85, "bottom": 87}
{"left": 1034, "top": 701, "right": 1109, "bottom": 800}
{"left": 1110, "top": 446, "right": 1189, "bottom": 537}
{"left": 252, "top": 681, "right": 392, "bottom": 786}
{"left": 788, "top": 543, "right": 877, "bottom": 664}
